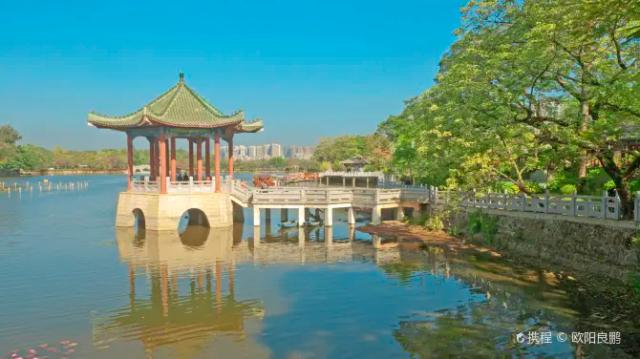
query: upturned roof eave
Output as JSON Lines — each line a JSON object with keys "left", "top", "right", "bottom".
{"left": 87, "top": 113, "right": 246, "bottom": 130}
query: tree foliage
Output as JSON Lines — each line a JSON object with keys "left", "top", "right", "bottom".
{"left": 312, "top": 134, "right": 391, "bottom": 171}
{"left": 381, "top": 0, "right": 640, "bottom": 216}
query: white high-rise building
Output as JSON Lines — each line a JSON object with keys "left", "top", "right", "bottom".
{"left": 248, "top": 146, "right": 257, "bottom": 160}
{"left": 234, "top": 145, "right": 247, "bottom": 160}
{"left": 271, "top": 143, "right": 282, "bottom": 158}
{"left": 256, "top": 145, "right": 266, "bottom": 160}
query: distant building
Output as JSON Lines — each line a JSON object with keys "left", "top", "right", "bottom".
{"left": 248, "top": 146, "right": 257, "bottom": 160}
{"left": 256, "top": 145, "right": 266, "bottom": 160}
{"left": 230, "top": 143, "right": 312, "bottom": 160}
{"left": 285, "top": 145, "right": 314, "bottom": 160}
{"left": 234, "top": 145, "right": 247, "bottom": 160}
{"left": 341, "top": 156, "right": 368, "bottom": 172}
{"left": 271, "top": 143, "right": 282, "bottom": 158}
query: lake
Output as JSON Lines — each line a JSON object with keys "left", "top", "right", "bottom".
{"left": 0, "top": 175, "right": 635, "bottom": 358}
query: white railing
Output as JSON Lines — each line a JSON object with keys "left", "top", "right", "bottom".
{"left": 131, "top": 179, "right": 158, "bottom": 192}
{"left": 131, "top": 177, "right": 216, "bottom": 193}
{"left": 251, "top": 187, "right": 418, "bottom": 207}
{"left": 456, "top": 190, "right": 621, "bottom": 220}
{"left": 167, "top": 178, "right": 214, "bottom": 193}
{"left": 227, "top": 179, "right": 253, "bottom": 204}
{"left": 252, "top": 187, "right": 355, "bottom": 205}
{"left": 319, "top": 171, "right": 384, "bottom": 179}
{"left": 128, "top": 177, "right": 637, "bottom": 223}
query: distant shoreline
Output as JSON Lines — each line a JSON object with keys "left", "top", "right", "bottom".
{"left": 3, "top": 169, "right": 127, "bottom": 178}
{"left": 1, "top": 168, "right": 291, "bottom": 179}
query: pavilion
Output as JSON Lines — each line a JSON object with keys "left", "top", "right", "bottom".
{"left": 88, "top": 73, "right": 263, "bottom": 194}
{"left": 88, "top": 74, "right": 263, "bottom": 230}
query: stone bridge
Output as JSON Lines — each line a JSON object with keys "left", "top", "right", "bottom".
{"left": 227, "top": 180, "right": 433, "bottom": 227}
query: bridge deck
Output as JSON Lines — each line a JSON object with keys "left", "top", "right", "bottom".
{"left": 232, "top": 183, "right": 432, "bottom": 209}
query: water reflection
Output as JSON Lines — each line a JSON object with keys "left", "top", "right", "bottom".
{"left": 94, "top": 227, "right": 264, "bottom": 358}
{"left": 91, "top": 223, "right": 631, "bottom": 358}
{"left": 4, "top": 175, "right": 637, "bottom": 358}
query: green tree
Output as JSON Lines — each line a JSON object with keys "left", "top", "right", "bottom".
{"left": 312, "top": 134, "right": 390, "bottom": 171}
{"left": 382, "top": 0, "right": 640, "bottom": 216}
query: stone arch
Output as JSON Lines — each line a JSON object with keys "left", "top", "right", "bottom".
{"left": 131, "top": 208, "right": 147, "bottom": 233}
{"left": 178, "top": 208, "right": 210, "bottom": 247}
{"left": 178, "top": 208, "right": 210, "bottom": 233}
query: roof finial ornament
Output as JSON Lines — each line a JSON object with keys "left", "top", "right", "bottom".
{"left": 179, "top": 72, "right": 185, "bottom": 83}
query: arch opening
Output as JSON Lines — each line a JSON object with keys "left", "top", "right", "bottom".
{"left": 178, "top": 208, "right": 210, "bottom": 248}
{"left": 132, "top": 208, "right": 146, "bottom": 242}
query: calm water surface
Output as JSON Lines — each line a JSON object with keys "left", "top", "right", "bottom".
{"left": 0, "top": 175, "right": 631, "bottom": 358}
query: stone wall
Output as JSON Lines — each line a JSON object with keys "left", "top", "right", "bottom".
{"left": 115, "top": 192, "right": 233, "bottom": 230}
{"left": 447, "top": 208, "right": 639, "bottom": 282}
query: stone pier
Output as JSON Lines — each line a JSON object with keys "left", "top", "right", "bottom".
{"left": 115, "top": 192, "right": 233, "bottom": 231}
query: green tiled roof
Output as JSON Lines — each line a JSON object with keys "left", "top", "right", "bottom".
{"left": 88, "top": 74, "right": 263, "bottom": 132}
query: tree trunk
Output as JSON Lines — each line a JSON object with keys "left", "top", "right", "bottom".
{"left": 578, "top": 100, "right": 591, "bottom": 179}
{"left": 598, "top": 152, "right": 634, "bottom": 219}
{"left": 618, "top": 186, "right": 634, "bottom": 220}
{"left": 516, "top": 181, "right": 531, "bottom": 195}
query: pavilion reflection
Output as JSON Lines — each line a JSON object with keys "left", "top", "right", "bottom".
{"left": 93, "top": 227, "right": 265, "bottom": 358}
{"left": 95, "top": 223, "right": 407, "bottom": 358}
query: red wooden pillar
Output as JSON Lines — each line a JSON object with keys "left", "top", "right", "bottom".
{"left": 165, "top": 138, "right": 170, "bottom": 176}
{"left": 170, "top": 137, "right": 176, "bottom": 182}
{"left": 127, "top": 133, "right": 134, "bottom": 190}
{"left": 196, "top": 138, "right": 203, "bottom": 181}
{"left": 155, "top": 138, "right": 161, "bottom": 180}
{"left": 227, "top": 135, "right": 234, "bottom": 180}
{"left": 188, "top": 138, "right": 194, "bottom": 177}
{"left": 214, "top": 131, "right": 221, "bottom": 192}
{"left": 149, "top": 137, "right": 155, "bottom": 179}
{"left": 159, "top": 134, "right": 167, "bottom": 194}
{"left": 155, "top": 139, "right": 160, "bottom": 180}
{"left": 205, "top": 138, "right": 211, "bottom": 180}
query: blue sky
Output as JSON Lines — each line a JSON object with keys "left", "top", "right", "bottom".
{"left": 0, "top": 0, "right": 464, "bottom": 149}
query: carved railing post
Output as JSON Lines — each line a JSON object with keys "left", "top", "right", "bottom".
{"left": 544, "top": 191, "right": 549, "bottom": 213}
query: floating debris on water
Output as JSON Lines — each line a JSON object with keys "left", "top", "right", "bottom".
{"left": 2, "top": 340, "right": 79, "bottom": 359}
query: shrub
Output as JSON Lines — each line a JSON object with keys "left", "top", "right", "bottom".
{"left": 425, "top": 214, "right": 444, "bottom": 231}
{"left": 467, "top": 210, "right": 499, "bottom": 244}
{"left": 559, "top": 184, "right": 577, "bottom": 195}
